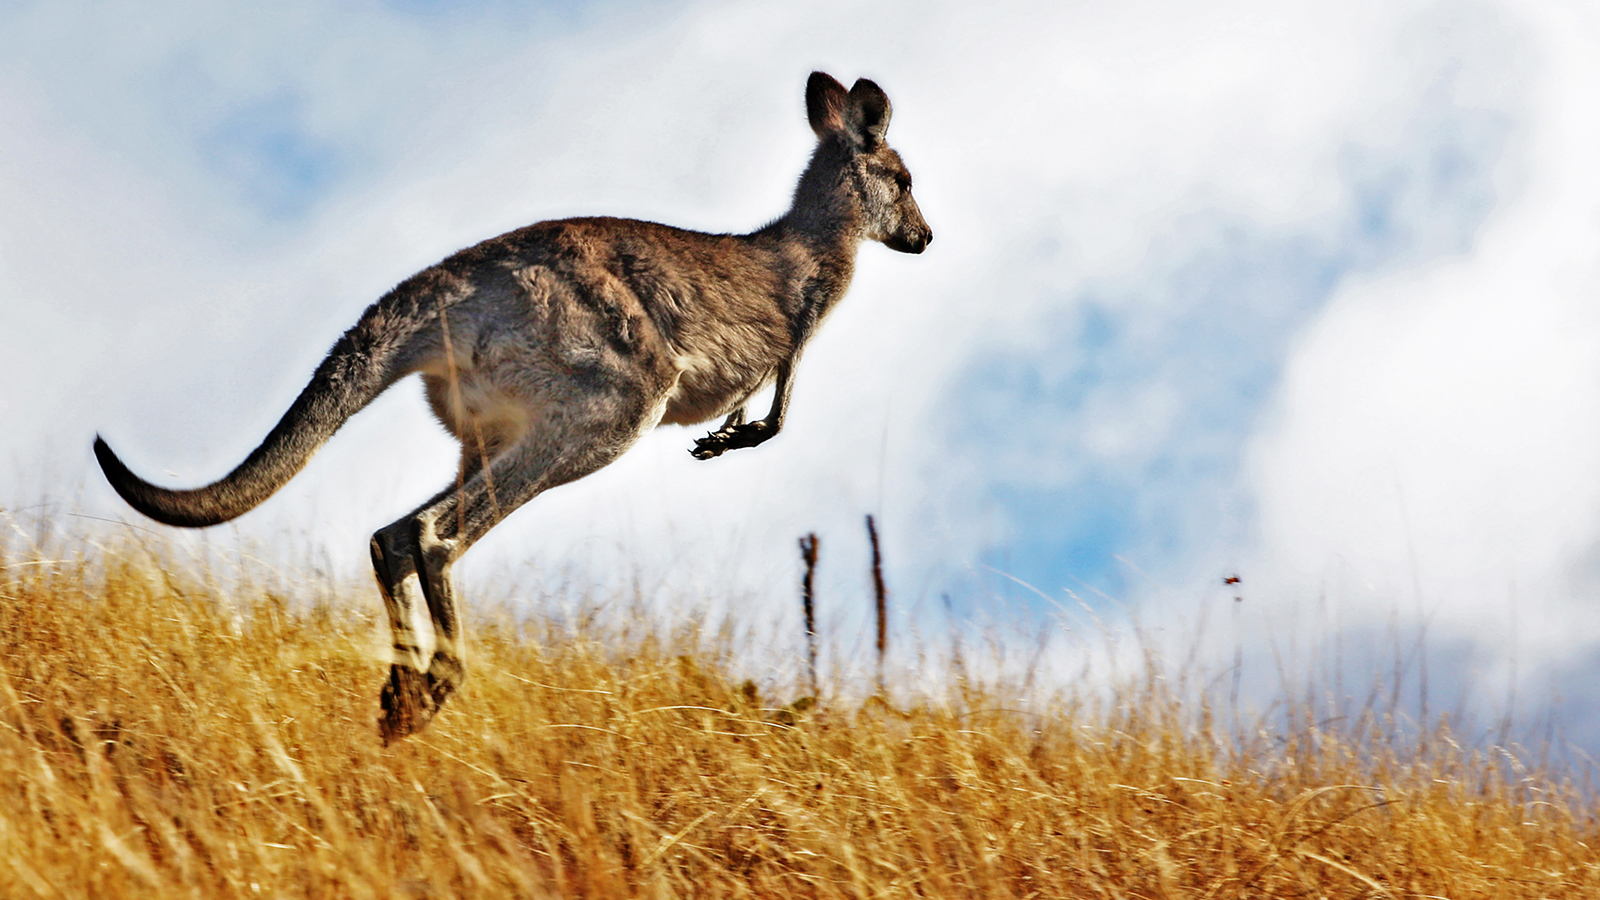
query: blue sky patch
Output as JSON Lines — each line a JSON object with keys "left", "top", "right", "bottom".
{"left": 198, "top": 91, "right": 347, "bottom": 221}
{"left": 950, "top": 93, "right": 1513, "bottom": 611}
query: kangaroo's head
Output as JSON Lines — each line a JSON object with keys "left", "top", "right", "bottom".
{"left": 801, "top": 72, "right": 932, "bottom": 254}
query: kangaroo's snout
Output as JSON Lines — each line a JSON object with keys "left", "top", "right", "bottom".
{"left": 886, "top": 225, "right": 931, "bottom": 254}
{"left": 896, "top": 230, "right": 931, "bottom": 254}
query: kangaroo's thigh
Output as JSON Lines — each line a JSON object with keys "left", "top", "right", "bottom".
{"left": 438, "top": 389, "right": 666, "bottom": 550}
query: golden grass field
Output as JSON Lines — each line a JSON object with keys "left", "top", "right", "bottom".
{"left": 2, "top": 526, "right": 1599, "bottom": 898}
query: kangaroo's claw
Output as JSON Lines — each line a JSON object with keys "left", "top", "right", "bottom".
{"left": 690, "top": 422, "right": 774, "bottom": 460}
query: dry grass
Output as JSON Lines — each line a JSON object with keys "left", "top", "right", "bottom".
{"left": 1, "top": 531, "right": 1598, "bottom": 898}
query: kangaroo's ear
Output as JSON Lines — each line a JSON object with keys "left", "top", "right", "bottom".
{"left": 846, "top": 78, "right": 892, "bottom": 149}
{"left": 806, "top": 71, "right": 850, "bottom": 138}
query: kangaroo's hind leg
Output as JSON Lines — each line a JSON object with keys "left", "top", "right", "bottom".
{"left": 376, "top": 435, "right": 497, "bottom": 741}
{"left": 372, "top": 402, "right": 661, "bottom": 743}
{"left": 370, "top": 520, "right": 435, "bottom": 743}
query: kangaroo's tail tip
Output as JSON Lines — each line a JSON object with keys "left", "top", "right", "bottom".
{"left": 92, "top": 434, "right": 130, "bottom": 488}
{"left": 93, "top": 434, "right": 154, "bottom": 519}
{"left": 92, "top": 435, "right": 231, "bottom": 529}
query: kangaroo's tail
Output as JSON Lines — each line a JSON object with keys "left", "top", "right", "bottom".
{"left": 95, "top": 291, "right": 439, "bottom": 528}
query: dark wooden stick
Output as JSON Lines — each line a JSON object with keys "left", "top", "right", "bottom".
{"left": 866, "top": 514, "right": 887, "bottom": 695}
{"left": 799, "top": 533, "right": 819, "bottom": 697}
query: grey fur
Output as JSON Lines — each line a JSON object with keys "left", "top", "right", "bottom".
{"left": 94, "top": 72, "right": 931, "bottom": 742}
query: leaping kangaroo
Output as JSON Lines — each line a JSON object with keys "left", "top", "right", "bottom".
{"left": 94, "top": 72, "right": 931, "bottom": 743}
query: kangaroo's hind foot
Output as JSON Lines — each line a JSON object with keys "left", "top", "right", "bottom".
{"left": 378, "top": 654, "right": 463, "bottom": 744}
{"left": 379, "top": 664, "right": 435, "bottom": 744}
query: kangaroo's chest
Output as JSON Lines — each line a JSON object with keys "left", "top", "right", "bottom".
{"left": 658, "top": 347, "right": 775, "bottom": 426}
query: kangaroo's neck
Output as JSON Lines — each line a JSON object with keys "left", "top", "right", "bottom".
{"left": 780, "top": 140, "right": 863, "bottom": 251}
{"left": 762, "top": 141, "right": 865, "bottom": 327}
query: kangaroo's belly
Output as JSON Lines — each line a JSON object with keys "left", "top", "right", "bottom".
{"left": 422, "top": 369, "right": 540, "bottom": 453}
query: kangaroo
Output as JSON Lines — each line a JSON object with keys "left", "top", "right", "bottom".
{"left": 93, "top": 72, "right": 931, "bottom": 743}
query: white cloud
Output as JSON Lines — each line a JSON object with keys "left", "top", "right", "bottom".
{"left": 1245, "top": 1, "right": 1600, "bottom": 660}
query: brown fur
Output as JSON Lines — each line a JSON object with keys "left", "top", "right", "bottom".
{"left": 93, "top": 72, "right": 931, "bottom": 742}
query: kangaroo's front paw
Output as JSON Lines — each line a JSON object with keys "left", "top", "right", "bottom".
{"left": 689, "top": 421, "right": 774, "bottom": 460}
{"left": 690, "top": 430, "right": 733, "bottom": 460}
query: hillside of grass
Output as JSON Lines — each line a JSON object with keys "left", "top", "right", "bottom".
{"left": 1, "top": 529, "right": 1598, "bottom": 898}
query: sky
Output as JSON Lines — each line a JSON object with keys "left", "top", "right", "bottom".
{"left": 5, "top": 0, "right": 1600, "bottom": 740}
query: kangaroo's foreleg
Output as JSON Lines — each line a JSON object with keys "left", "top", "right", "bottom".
{"left": 690, "top": 359, "right": 796, "bottom": 459}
